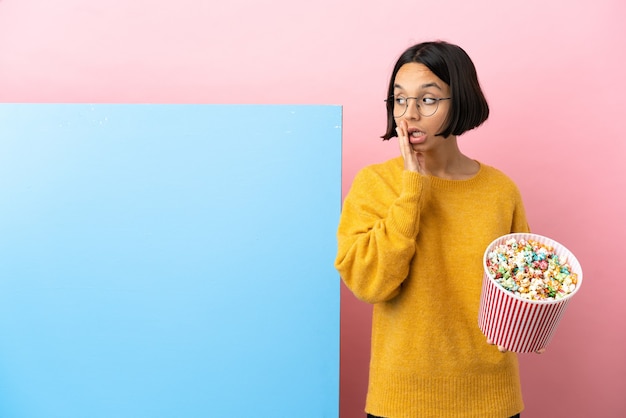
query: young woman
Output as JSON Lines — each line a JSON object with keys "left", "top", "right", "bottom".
{"left": 335, "top": 41, "right": 531, "bottom": 417}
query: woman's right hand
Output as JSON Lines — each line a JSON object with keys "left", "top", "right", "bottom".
{"left": 396, "top": 119, "right": 425, "bottom": 174}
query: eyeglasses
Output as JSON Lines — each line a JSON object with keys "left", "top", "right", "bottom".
{"left": 385, "top": 95, "right": 452, "bottom": 118}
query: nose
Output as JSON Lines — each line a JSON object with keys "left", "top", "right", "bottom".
{"left": 403, "top": 98, "right": 421, "bottom": 120}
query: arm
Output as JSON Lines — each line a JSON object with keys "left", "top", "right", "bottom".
{"left": 489, "top": 181, "right": 540, "bottom": 352}
{"left": 510, "top": 190, "right": 530, "bottom": 234}
{"left": 334, "top": 166, "right": 429, "bottom": 303}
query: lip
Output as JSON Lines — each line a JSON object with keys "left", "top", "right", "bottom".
{"left": 407, "top": 127, "right": 426, "bottom": 144}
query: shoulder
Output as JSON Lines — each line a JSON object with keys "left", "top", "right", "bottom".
{"left": 344, "top": 157, "right": 406, "bottom": 203}
{"left": 475, "top": 163, "right": 525, "bottom": 203}
{"left": 352, "top": 157, "right": 404, "bottom": 186}
{"left": 477, "top": 163, "right": 520, "bottom": 188}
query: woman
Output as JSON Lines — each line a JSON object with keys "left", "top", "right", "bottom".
{"left": 335, "top": 41, "right": 531, "bottom": 417}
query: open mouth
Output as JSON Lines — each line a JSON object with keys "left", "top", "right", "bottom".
{"left": 408, "top": 127, "right": 425, "bottom": 138}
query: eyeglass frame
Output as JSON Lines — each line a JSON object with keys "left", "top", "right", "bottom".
{"left": 385, "top": 95, "right": 452, "bottom": 118}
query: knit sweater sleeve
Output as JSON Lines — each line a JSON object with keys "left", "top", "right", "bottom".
{"left": 511, "top": 189, "right": 531, "bottom": 233}
{"left": 335, "top": 164, "right": 428, "bottom": 303}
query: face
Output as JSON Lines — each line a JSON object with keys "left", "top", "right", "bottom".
{"left": 393, "top": 63, "right": 452, "bottom": 149}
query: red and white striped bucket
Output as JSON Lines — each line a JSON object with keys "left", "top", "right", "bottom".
{"left": 478, "top": 233, "right": 583, "bottom": 353}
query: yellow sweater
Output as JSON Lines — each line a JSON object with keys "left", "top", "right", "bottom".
{"left": 335, "top": 157, "right": 530, "bottom": 418}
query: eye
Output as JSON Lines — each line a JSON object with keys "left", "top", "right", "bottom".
{"left": 421, "top": 97, "right": 437, "bottom": 105}
{"left": 394, "top": 96, "right": 407, "bottom": 105}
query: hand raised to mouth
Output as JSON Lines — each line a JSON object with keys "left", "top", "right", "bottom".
{"left": 396, "top": 119, "right": 427, "bottom": 175}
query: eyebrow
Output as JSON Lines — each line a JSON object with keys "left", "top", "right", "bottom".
{"left": 394, "top": 82, "right": 442, "bottom": 91}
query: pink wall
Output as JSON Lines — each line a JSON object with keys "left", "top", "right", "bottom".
{"left": 2, "top": 0, "right": 625, "bottom": 417}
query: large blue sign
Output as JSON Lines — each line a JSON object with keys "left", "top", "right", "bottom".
{"left": 0, "top": 104, "right": 341, "bottom": 418}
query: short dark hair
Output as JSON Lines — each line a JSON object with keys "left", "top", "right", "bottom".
{"left": 381, "top": 41, "right": 489, "bottom": 140}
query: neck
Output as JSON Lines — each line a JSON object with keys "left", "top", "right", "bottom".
{"left": 422, "top": 135, "right": 479, "bottom": 180}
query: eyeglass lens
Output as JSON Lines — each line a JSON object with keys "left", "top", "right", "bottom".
{"left": 393, "top": 97, "right": 440, "bottom": 118}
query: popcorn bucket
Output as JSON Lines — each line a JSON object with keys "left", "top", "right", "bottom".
{"left": 478, "top": 233, "right": 583, "bottom": 353}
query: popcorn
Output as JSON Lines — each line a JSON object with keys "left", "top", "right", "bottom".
{"left": 485, "top": 238, "right": 579, "bottom": 301}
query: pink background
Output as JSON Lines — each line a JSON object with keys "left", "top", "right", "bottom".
{"left": 1, "top": 0, "right": 624, "bottom": 417}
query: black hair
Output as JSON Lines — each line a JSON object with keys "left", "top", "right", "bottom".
{"left": 381, "top": 41, "right": 489, "bottom": 140}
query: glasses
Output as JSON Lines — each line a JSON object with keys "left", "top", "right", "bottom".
{"left": 385, "top": 95, "right": 452, "bottom": 118}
